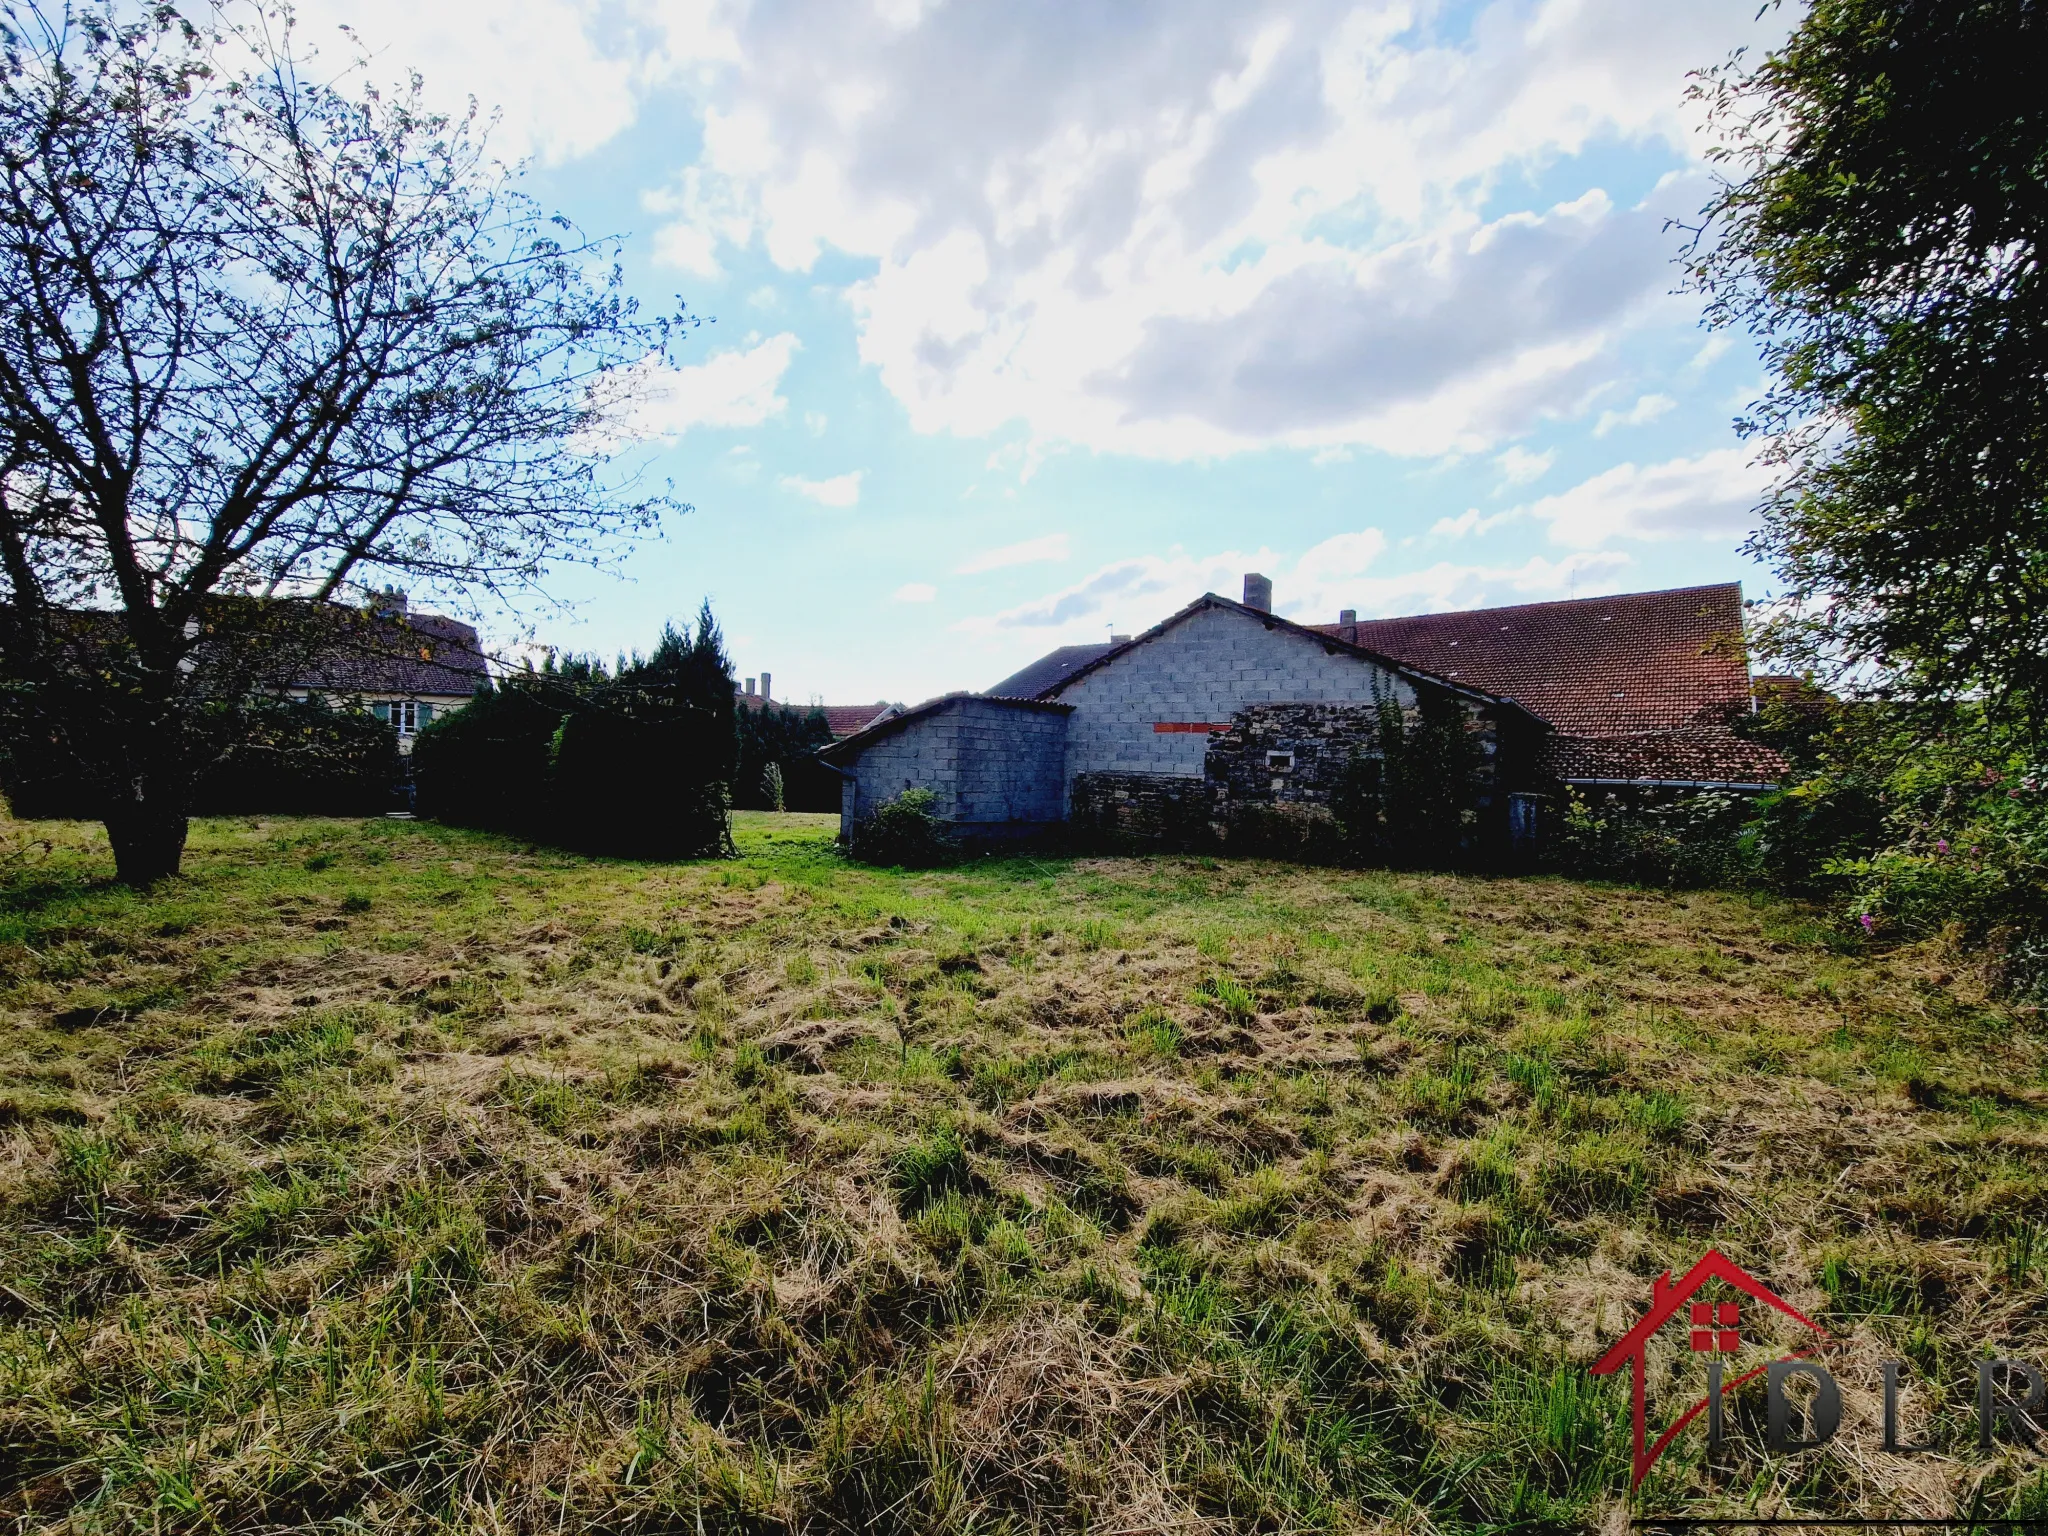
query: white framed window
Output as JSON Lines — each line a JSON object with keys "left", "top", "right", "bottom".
{"left": 371, "top": 700, "right": 433, "bottom": 736}
{"left": 1266, "top": 750, "right": 1294, "bottom": 772}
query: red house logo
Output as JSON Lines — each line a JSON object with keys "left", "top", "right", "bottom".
{"left": 1589, "top": 1249, "right": 1832, "bottom": 1488}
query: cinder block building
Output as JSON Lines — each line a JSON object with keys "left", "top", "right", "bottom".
{"left": 819, "top": 575, "right": 1785, "bottom": 858}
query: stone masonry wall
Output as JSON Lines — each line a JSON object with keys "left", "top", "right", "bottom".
{"left": 841, "top": 697, "right": 1069, "bottom": 837}
{"left": 1203, "top": 697, "right": 1509, "bottom": 858}
{"left": 1069, "top": 771, "right": 1213, "bottom": 852}
{"left": 1203, "top": 702, "right": 1384, "bottom": 820}
{"left": 1054, "top": 603, "right": 1417, "bottom": 790}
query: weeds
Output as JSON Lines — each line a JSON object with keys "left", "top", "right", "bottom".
{"left": 0, "top": 808, "right": 2039, "bottom": 1532}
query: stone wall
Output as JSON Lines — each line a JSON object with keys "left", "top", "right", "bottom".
{"left": 1054, "top": 603, "right": 1416, "bottom": 787}
{"left": 1203, "top": 702, "right": 1383, "bottom": 821}
{"left": 1069, "top": 771, "right": 1213, "bottom": 852}
{"left": 1197, "top": 696, "right": 1522, "bottom": 861}
{"left": 840, "top": 696, "right": 1070, "bottom": 839}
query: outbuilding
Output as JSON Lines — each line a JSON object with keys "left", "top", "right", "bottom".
{"left": 821, "top": 576, "right": 1548, "bottom": 858}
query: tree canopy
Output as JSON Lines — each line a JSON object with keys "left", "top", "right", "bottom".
{"left": 0, "top": 2, "right": 685, "bottom": 878}
{"left": 1687, "top": 0, "right": 2048, "bottom": 742}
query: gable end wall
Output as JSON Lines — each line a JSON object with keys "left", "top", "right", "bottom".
{"left": 1056, "top": 605, "right": 1417, "bottom": 786}
{"left": 839, "top": 699, "right": 1068, "bottom": 832}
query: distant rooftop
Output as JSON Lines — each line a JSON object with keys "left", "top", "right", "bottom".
{"left": 986, "top": 643, "right": 1116, "bottom": 699}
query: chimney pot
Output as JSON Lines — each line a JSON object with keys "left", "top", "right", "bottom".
{"left": 1339, "top": 608, "right": 1357, "bottom": 624}
{"left": 745, "top": 678, "right": 756, "bottom": 695}
{"left": 761, "top": 672, "right": 771, "bottom": 702}
{"left": 1242, "top": 572, "right": 1272, "bottom": 612}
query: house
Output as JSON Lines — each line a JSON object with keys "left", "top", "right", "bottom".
{"left": 286, "top": 594, "right": 489, "bottom": 750}
{"left": 735, "top": 673, "right": 895, "bottom": 740}
{"left": 818, "top": 574, "right": 1787, "bottom": 855}
{"left": 1313, "top": 581, "right": 1785, "bottom": 791}
{"left": 821, "top": 574, "right": 1549, "bottom": 851}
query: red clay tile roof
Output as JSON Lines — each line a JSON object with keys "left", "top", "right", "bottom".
{"left": 1314, "top": 583, "right": 1755, "bottom": 736}
{"left": 1540, "top": 730, "right": 1787, "bottom": 787}
{"left": 738, "top": 695, "right": 896, "bottom": 739}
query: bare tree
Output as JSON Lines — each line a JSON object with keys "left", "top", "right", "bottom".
{"left": 0, "top": 2, "right": 683, "bottom": 881}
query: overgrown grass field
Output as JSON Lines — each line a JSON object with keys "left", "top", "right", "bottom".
{"left": 1, "top": 811, "right": 2044, "bottom": 1532}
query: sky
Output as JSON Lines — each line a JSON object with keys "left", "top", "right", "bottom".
{"left": 300, "top": 0, "right": 1795, "bottom": 708}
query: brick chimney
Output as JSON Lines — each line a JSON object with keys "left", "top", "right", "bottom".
{"left": 1242, "top": 572, "right": 1272, "bottom": 612}
{"left": 1339, "top": 608, "right": 1356, "bottom": 624}
{"left": 761, "top": 672, "right": 771, "bottom": 702}
{"left": 744, "top": 678, "right": 756, "bottom": 695}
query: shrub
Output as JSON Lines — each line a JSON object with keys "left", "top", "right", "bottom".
{"left": 3, "top": 696, "right": 402, "bottom": 818}
{"left": 548, "top": 706, "right": 733, "bottom": 860}
{"left": 1827, "top": 755, "right": 2046, "bottom": 997}
{"left": 1551, "top": 788, "right": 1761, "bottom": 889}
{"left": 413, "top": 607, "right": 739, "bottom": 860}
{"left": 847, "top": 788, "right": 949, "bottom": 867}
{"left": 1745, "top": 703, "right": 2048, "bottom": 998}
{"left": 1327, "top": 685, "right": 1483, "bottom": 868}
{"left": 411, "top": 682, "right": 563, "bottom": 833}
{"left": 736, "top": 702, "right": 838, "bottom": 811}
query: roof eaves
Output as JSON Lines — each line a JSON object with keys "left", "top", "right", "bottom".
{"left": 816, "top": 693, "right": 1074, "bottom": 764}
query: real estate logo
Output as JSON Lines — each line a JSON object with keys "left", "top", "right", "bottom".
{"left": 1589, "top": 1249, "right": 2045, "bottom": 1493}
{"left": 1590, "top": 1250, "right": 1833, "bottom": 1487}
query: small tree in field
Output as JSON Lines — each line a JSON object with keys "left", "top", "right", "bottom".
{"left": 0, "top": 3, "right": 684, "bottom": 881}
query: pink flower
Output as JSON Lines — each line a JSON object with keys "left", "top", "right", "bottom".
{"left": 1858, "top": 913, "right": 1876, "bottom": 934}
{"left": 1935, "top": 839, "right": 1950, "bottom": 855}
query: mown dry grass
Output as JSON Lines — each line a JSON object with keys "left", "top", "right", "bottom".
{"left": 0, "top": 809, "right": 2045, "bottom": 1533}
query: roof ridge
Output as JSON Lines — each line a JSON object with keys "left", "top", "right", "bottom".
{"left": 1338, "top": 581, "right": 1743, "bottom": 629}
{"left": 1039, "top": 591, "right": 1535, "bottom": 717}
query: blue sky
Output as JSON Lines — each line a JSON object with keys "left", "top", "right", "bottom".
{"left": 309, "top": 0, "right": 1794, "bottom": 707}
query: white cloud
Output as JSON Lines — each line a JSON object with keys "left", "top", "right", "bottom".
{"left": 1495, "top": 445, "right": 1555, "bottom": 486}
{"left": 964, "top": 532, "right": 1635, "bottom": 644}
{"left": 1686, "top": 334, "right": 1734, "bottom": 373}
{"left": 1329, "top": 552, "right": 1637, "bottom": 619}
{"left": 289, "top": 0, "right": 741, "bottom": 166}
{"left": 1520, "top": 447, "right": 1770, "bottom": 547}
{"left": 633, "top": 0, "right": 1782, "bottom": 460}
{"left": 780, "top": 469, "right": 865, "bottom": 507}
{"left": 651, "top": 221, "right": 724, "bottom": 277}
{"left": 1294, "top": 528, "right": 1387, "bottom": 581}
{"left": 959, "top": 546, "right": 1283, "bottom": 633}
{"left": 1430, "top": 508, "right": 1519, "bottom": 539}
{"left": 1593, "top": 392, "right": 1676, "bottom": 436}
{"left": 594, "top": 335, "right": 800, "bottom": 443}
{"left": 955, "top": 532, "right": 1071, "bottom": 574}
{"left": 893, "top": 581, "right": 937, "bottom": 602}
{"left": 319, "top": 0, "right": 1788, "bottom": 463}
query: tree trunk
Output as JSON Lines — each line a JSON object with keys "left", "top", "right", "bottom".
{"left": 104, "top": 800, "right": 189, "bottom": 884}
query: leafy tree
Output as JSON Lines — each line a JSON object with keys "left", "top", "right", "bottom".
{"left": 561, "top": 604, "right": 736, "bottom": 857}
{"left": 1686, "top": 0, "right": 2048, "bottom": 742}
{"left": 0, "top": 3, "right": 684, "bottom": 880}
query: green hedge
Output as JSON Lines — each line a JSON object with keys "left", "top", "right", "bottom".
{"left": 1, "top": 697, "right": 401, "bottom": 819}
{"left": 410, "top": 607, "right": 741, "bottom": 861}
{"left": 409, "top": 684, "right": 562, "bottom": 834}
